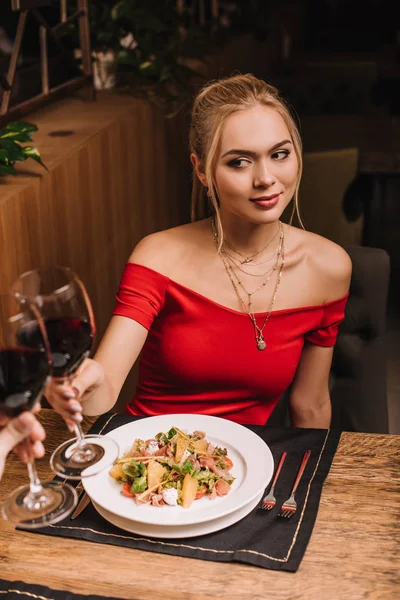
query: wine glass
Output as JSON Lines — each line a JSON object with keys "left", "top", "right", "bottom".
{"left": 0, "top": 293, "right": 78, "bottom": 528}
{"left": 12, "top": 267, "right": 119, "bottom": 479}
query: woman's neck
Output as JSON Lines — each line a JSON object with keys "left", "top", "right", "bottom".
{"left": 215, "top": 212, "right": 281, "bottom": 256}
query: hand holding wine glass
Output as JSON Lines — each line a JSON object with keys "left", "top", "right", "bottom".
{"left": 0, "top": 293, "right": 78, "bottom": 528}
{"left": 13, "top": 267, "right": 119, "bottom": 479}
{"left": 0, "top": 411, "right": 45, "bottom": 479}
{"left": 45, "top": 357, "right": 105, "bottom": 429}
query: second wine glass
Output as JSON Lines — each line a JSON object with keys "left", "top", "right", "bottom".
{"left": 13, "top": 267, "right": 119, "bottom": 479}
{"left": 0, "top": 293, "right": 77, "bottom": 528}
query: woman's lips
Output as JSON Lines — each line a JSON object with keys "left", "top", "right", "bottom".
{"left": 250, "top": 193, "right": 280, "bottom": 209}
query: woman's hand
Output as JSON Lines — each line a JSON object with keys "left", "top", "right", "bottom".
{"left": 44, "top": 358, "right": 105, "bottom": 429}
{"left": 0, "top": 412, "right": 46, "bottom": 478}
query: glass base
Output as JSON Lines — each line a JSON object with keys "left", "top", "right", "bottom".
{"left": 1, "top": 480, "right": 78, "bottom": 529}
{"left": 50, "top": 434, "right": 119, "bottom": 479}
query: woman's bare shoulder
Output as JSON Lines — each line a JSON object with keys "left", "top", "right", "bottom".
{"left": 287, "top": 225, "right": 352, "bottom": 300}
{"left": 128, "top": 220, "right": 209, "bottom": 277}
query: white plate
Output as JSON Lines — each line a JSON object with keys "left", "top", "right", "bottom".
{"left": 83, "top": 414, "right": 273, "bottom": 527}
{"left": 92, "top": 490, "right": 263, "bottom": 539}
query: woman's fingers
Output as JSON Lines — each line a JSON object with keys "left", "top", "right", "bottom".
{"left": 69, "top": 359, "right": 104, "bottom": 399}
{"left": 45, "top": 381, "right": 81, "bottom": 414}
{"left": 1, "top": 412, "right": 44, "bottom": 447}
{"left": 13, "top": 441, "right": 30, "bottom": 462}
{"left": 30, "top": 439, "right": 46, "bottom": 459}
{"left": 44, "top": 380, "right": 83, "bottom": 431}
{"left": 44, "top": 359, "right": 103, "bottom": 428}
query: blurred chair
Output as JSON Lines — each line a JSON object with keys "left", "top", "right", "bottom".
{"left": 269, "top": 245, "right": 390, "bottom": 433}
{"left": 297, "top": 147, "right": 363, "bottom": 246}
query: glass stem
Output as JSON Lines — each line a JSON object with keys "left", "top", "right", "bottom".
{"left": 27, "top": 458, "right": 43, "bottom": 496}
{"left": 66, "top": 372, "right": 87, "bottom": 449}
{"left": 23, "top": 441, "right": 47, "bottom": 510}
{"left": 23, "top": 443, "right": 54, "bottom": 513}
{"left": 73, "top": 422, "right": 87, "bottom": 448}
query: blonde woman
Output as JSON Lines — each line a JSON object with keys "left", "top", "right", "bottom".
{"left": 47, "top": 74, "right": 351, "bottom": 428}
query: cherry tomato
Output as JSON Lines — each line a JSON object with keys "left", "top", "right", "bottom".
{"left": 224, "top": 457, "right": 234, "bottom": 469}
{"left": 121, "top": 483, "right": 135, "bottom": 498}
{"left": 195, "top": 485, "right": 207, "bottom": 500}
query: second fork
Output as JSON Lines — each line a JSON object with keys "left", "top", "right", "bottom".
{"left": 278, "top": 449, "right": 311, "bottom": 519}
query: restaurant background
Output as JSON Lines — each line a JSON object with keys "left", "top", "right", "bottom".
{"left": 0, "top": 0, "right": 399, "bottom": 432}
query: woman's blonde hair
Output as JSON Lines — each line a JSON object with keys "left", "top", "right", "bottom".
{"left": 189, "top": 73, "right": 303, "bottom": 241}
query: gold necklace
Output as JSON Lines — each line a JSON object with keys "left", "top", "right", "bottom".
{"left": 225, "top": 254, "right": 277, "bottom": 278}
{"left": 220, "top": 245, "right": 285, "bottom": 350}
{"left": 223, "top": 229, "right": 283, "bottom": 303}
{"left": 212, "top": 219, "right": 282, "bottom": 278}
{"left": 212, "top": 218, "right": 285, "bottom": 351}
{"left": 224, "top": 222, "right": 281, "bottom": 264}
{"left": 225, "top": 257, "right": 278, "bottom": 308}
{"left": 223, "top": 227, "right": 283, "bottom": 280}
{"left": 223, "top": 246, "right": 280, "bottom": 268}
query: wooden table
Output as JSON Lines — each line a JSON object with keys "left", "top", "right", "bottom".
{"left": 0, "top": 410, "right": 399, "bottom": 600}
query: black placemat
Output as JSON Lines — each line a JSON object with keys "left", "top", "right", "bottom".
{"left": 35, "top": 413, "right": 341, "bottom": 571}
{"left": 0, "top": 578, "right": 122, "bottom": 600}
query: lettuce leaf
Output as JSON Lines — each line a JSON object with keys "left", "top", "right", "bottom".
{"left": 130, "top": 475, "right": 147, "bottom": 493}
{"left": 122, "top": 459, "right": 146, "bottom": 479}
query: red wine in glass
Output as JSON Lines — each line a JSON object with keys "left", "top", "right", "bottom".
{"left": 17, "top": 317, "right": 93, "bottom": 378}
{"left": 0, "top": 347, "right": 49, "bottom": 417}
{"left": 12, "top": 267, "right": 119, "bottom": 479}
{"left": 0, "top": 295, "right": 78, "bottom": 529}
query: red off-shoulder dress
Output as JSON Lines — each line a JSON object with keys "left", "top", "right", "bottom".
{"left": 113, "top": 263, "right": 348, "bottom": 425}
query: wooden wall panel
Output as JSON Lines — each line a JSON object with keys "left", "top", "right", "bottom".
{"left": 0, "top": 92, "right": 191, "bottom": 409}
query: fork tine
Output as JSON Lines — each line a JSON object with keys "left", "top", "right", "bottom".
{"left": 279, "top": 505, "right": 296, "bottom": 518}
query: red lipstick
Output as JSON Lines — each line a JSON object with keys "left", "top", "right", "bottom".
{"left": 250, "top": 193, "right": 280, "bottom": 209}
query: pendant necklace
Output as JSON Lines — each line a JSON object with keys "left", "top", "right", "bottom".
{"left": 212, "top": 218, "right": 285, "bottom": 351}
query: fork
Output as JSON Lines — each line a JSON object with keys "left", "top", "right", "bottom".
{"left": 278, "top": 449, "right": 311, "bottom": 519}
{"left": 261, "top": 451, "right": 287, "bottom": 511}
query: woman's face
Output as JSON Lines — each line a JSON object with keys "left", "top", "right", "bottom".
{"left": 214, "top": 104, "right": 299, "bottom": 224}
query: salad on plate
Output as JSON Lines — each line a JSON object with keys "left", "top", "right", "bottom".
{"left": 109, "top": 426, "right": 235, "bottom": 508}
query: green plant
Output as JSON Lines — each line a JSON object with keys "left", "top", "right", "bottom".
{"left": 68, "top": 0, "right": 215, "bottom": 114}
{"left": 0, "top": 121, "right": 46, "bottom": 176}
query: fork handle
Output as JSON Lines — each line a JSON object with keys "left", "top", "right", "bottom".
{"left": 270, "top": 451, "right": 287, "bottom": 490}
{"left": 290, "top": 450, "right": 311, "bottom": 495}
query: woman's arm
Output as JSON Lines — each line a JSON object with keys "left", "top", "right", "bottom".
{"left": 45, "top": 233, "right": 172, "bottom": 422}
{"left": 82, "top": 315, "right": 149, "bottom": 415}
{"left": 288, "top": 343, "right": 334, "bottom": 428}
{"left": 288, "top": 235, "right": 352, "bottom": 428}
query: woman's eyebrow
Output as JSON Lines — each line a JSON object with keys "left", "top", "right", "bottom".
{"left": 221, "top": 139, "right": 292, "bottom": 159}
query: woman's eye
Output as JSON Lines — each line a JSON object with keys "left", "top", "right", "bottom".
{"left": 227, "top": 158, "right": 250, "bottom": 169}
{"left": 272, "top": 150, "right": 290, "bottom": 160}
